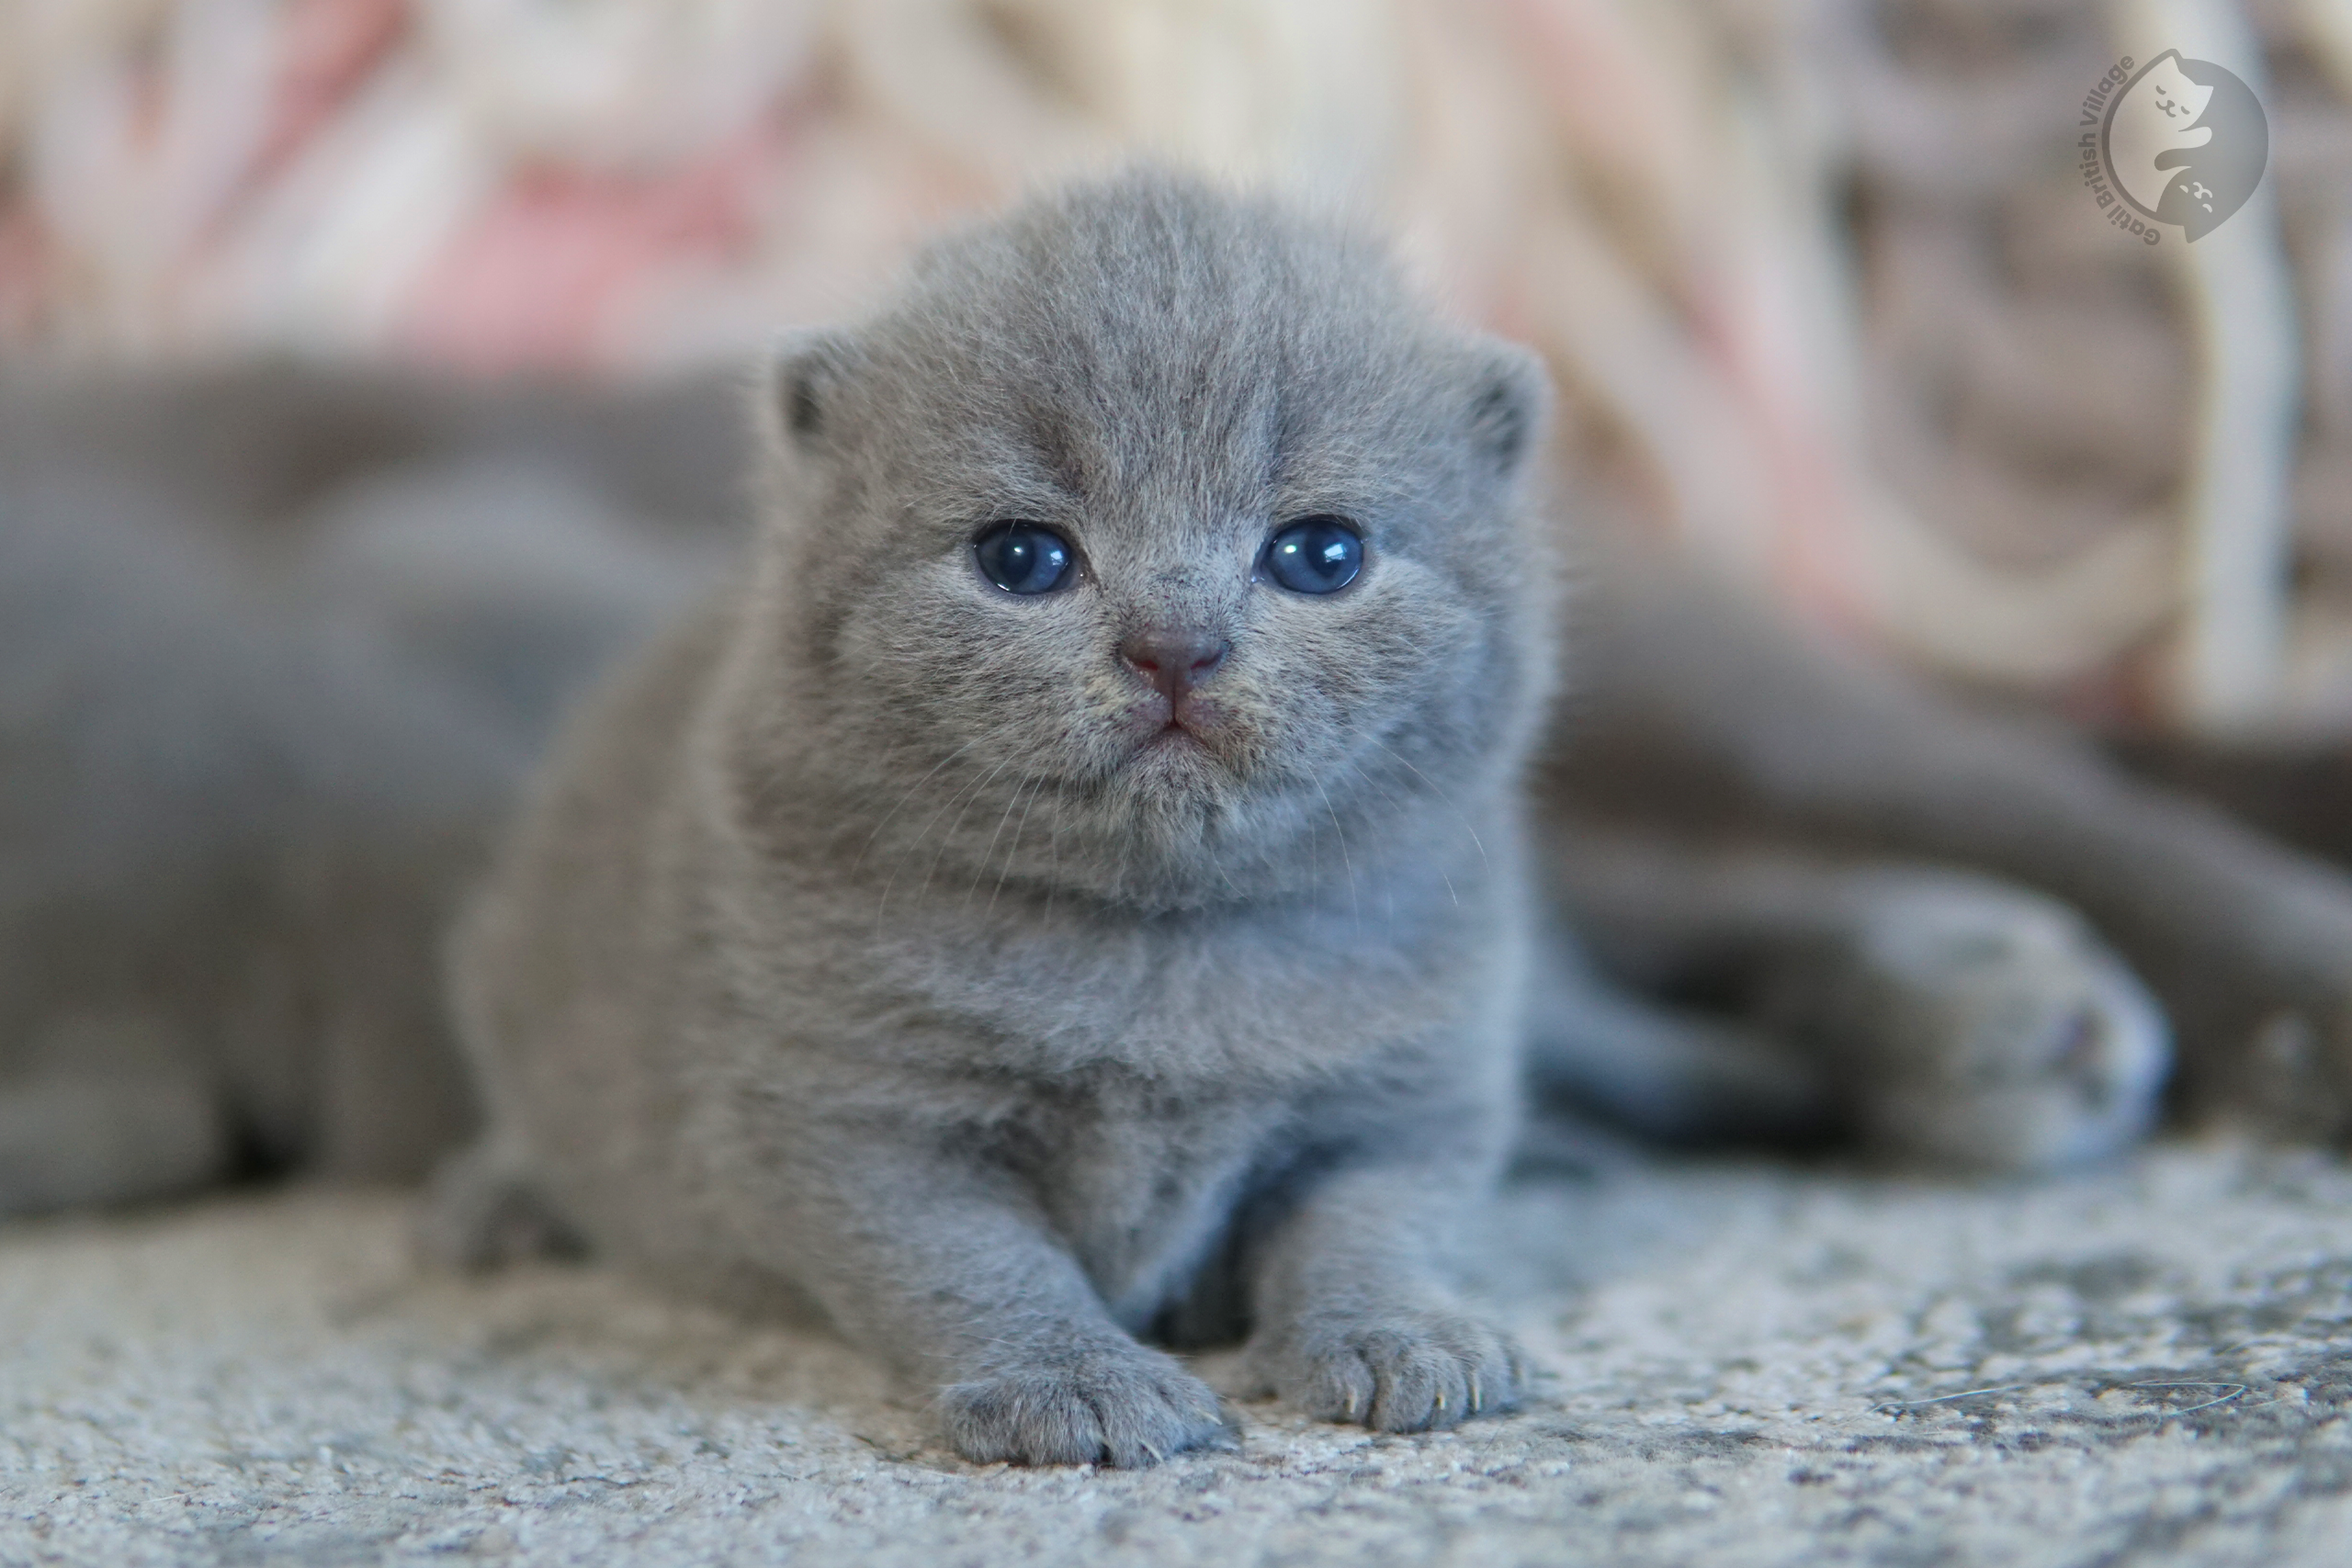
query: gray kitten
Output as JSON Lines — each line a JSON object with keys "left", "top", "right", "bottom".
{"left": 436, "top": 172, "right": 1556, "bottom": 1464}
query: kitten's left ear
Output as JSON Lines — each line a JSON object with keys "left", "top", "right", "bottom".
{"left": 1463, "top": 338, "right": 1553, "bottom": 482}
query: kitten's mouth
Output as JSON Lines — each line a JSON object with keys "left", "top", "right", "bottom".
{"left": 1122, "top": 697, "right": 1237, "bottom": 772}
{"left": 1128, "top": 715, "right": 1229, "bottom": 773}
{"left": 1143, "top": 720, "right": 1206, "bottom": 750}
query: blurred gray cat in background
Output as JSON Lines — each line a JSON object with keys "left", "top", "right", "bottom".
{"left": 0, "top": 373, "right": 733, "bottom": 1206}
{"left": 6, "top": 171, "right": 2352, "bottom": 1465}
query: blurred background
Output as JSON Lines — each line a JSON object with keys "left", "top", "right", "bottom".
{"left": 4, "top": 0, "right": 2349, "bottom": 738}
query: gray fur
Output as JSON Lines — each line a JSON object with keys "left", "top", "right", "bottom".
{"left": 1537, "top": 829, "right": 2168, "bottom": 1169}
{"left": 1532, "top": 552, "right": 2352, "bottom": 1145}
{"left": 0, "top": 487, "right": 504, "bottom": 1199}
{"left": 0, "top": 373, "right": 732, "bottom": 1203}
{"left": 439, "top": 173, "right": 1555, "bottom": 1465}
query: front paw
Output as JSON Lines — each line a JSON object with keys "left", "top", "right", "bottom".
{"left": 938, "top": 1339, "right": 1236, "bottom": 1468}
{"left": 1818, "top": 874, "right": 2170, "bottom": 1171}
{"left": 417, "top": 1137, "right": 582, "bottom": 1271}
{"left": 1249, "top": 1304, "right": 1523, "bottom": 1433}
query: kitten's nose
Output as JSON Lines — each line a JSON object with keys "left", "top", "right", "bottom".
{"left": 1119, "top": 629, "right": 1229, "bottom": 705}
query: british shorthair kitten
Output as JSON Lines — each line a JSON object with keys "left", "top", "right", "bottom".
{"left": 436, "top": 172, "right": 1555, "bottom": 1465}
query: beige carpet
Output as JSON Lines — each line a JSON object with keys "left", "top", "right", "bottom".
{"left": 4, "top": 1140, "right": 2350, "bottom": 1567}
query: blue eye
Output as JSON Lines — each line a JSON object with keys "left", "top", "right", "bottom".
{"left": 975, "top": 522, "right": 1074, "bottom": 595}
{"left": 1261, "top": 516, "right": 1363, "bottom": 594}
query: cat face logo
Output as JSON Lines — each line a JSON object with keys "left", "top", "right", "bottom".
{"left": 2098, "top": 51, "right": 2268, "bottom": 242}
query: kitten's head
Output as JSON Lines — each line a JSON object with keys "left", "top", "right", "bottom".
{"left": 740, "top": 171, "right": 1555, "bottom": 911}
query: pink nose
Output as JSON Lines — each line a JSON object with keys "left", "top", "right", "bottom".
{"left": 1119, "top": 631, "right": 1228, "bottom": 705}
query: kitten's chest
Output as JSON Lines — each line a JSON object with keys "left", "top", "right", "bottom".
{"left": 852, "top": 878, "right": 1510, "bottom": 1088}
{"left": 1003, "top": 1078, "right": 1283, "bottom": 1330}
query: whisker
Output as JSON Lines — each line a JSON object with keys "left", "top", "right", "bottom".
{"left": 1044, "top": 785, "right": 1063, "bottom": 925}
{"left": 873, "top": 724, "right": 1030, "bottom": 932}
{"left": 1346, "top": 756, "right": 1455, "bottom": 909}
{"left": 1312, "top": 773, "right": 1360, "bottom": 928}
{"left": 987, "top": 770, "right": 1050, "bottom": 916}
{"left": 852, "top": 731, "right": 989, "bottom": 882}
{"left": 969, "top": 765, "right": 1044, "bottom": 908}
{"left": 915, "top": 756, "right": 1019, "bottom": 908}
{"left": 1368, "top": 736, "right": 1488, "bottom": 872}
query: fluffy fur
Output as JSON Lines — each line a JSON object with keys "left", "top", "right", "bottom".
{"left": 438, "top": 174, "right": 1556, "bottom": 1465}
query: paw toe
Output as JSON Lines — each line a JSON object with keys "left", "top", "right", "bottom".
{"left": 1262, "top": 1308, "right": 1521, "bottom": 1434}
{"left": 939, "top": 1345, "right": 1231, "bottom": 1468}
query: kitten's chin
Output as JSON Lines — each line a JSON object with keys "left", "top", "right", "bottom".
{"left": 1137, "top": 723, "right": 1209, "bottom": 754}
{"left": 1125, "top": 727, "right": 1227, "bottom": 793}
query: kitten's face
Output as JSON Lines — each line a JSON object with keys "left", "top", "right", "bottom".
{"left": 754, "top": 178, "right": 1552, "bottom": 909}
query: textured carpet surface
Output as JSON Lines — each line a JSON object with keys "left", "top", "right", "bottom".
{"left": 3, "top": 1140, "right": 2350, "bottom": 1567}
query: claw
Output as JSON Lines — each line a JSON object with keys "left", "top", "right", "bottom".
{"left": 1469, "top": 1374, "right": 1483, "bottom": 1413}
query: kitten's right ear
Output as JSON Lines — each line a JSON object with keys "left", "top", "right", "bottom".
{"left": 768, "top": 330, "right": 860, "bottom": 455}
